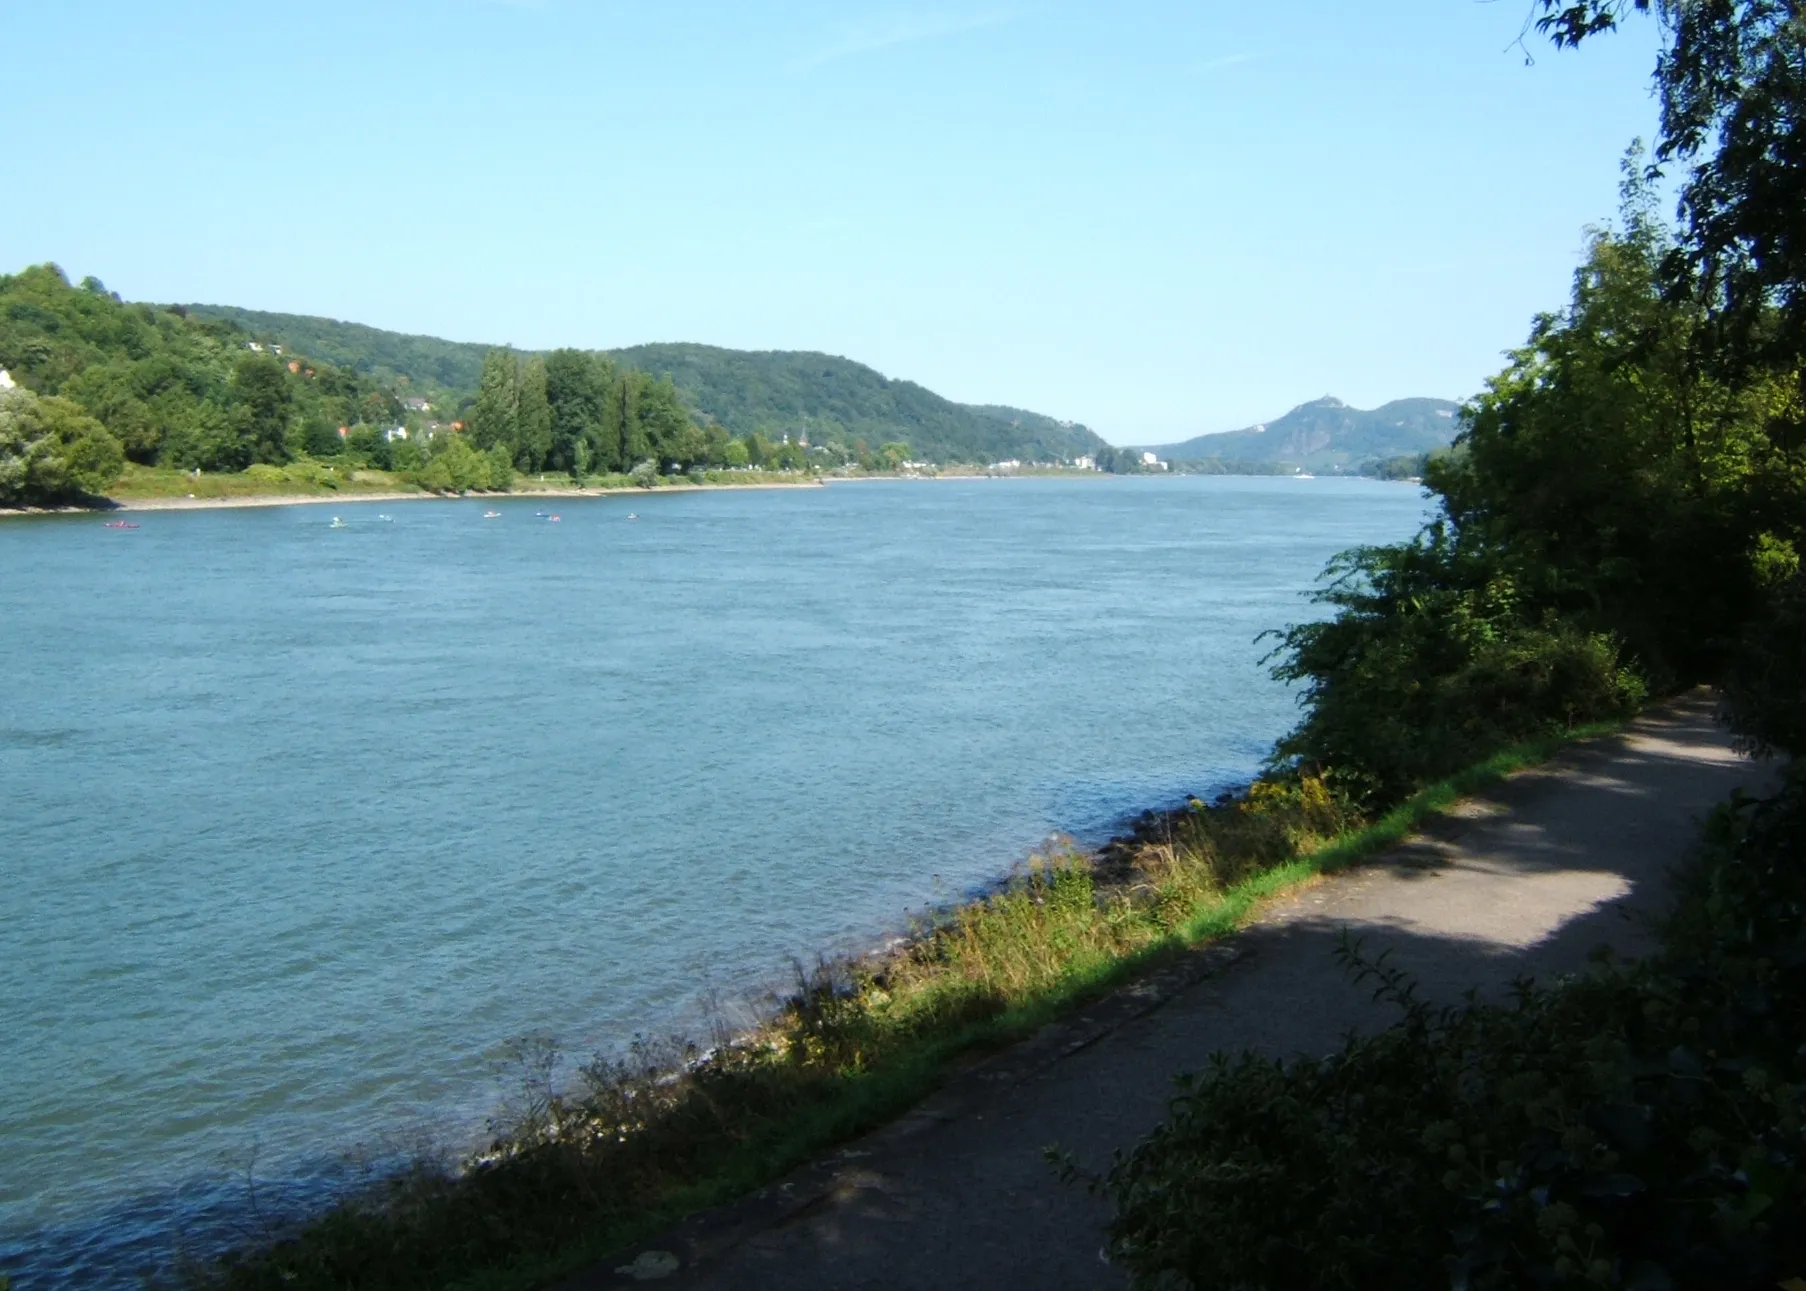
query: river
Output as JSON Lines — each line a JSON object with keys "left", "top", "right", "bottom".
{"left": 0, "top": 475, "right": 1429, "bottom": 1287}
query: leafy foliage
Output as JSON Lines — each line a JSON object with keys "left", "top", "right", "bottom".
{"left": 1, "top": 267, "right": 812, "bottom": 493}
{"left": 1540, "top": 2, "right": 1806, "bottom": 374}
{"left": 0, "top": 386, "right": 124, "bottom": 505}
{"left": 1268, "top": 154, "right": 1800, "bottom": 802}
{"left": 1720, "top": 565, "right": 1806, "bottom": 759}
{"left": 1269, "top": 527, "right": 1645, "bottom": 805}
{"left": 0, "top": 265, "right": 401, "bottom": 480}
{"left": 1432, "top": 164, "right": 1792, "bottom": 685}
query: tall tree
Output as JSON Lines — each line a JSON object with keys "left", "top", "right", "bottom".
{"left": 469, "top": 349, "right": 519, "bottom": 455}
{"left": 0, "top": 386, "right": 125, "bottom": 503}
{"left": 645, "top": 376, "right": 697, "bottom": 468}
{"left": 613, "top": 370, "right": 647, "bottom": 468}
{"left": 230, "top": 352, "right": 295, "bottom": 464}
{"left": 544, "top": 348, "right": 615, "bottom": 475}
{"left": 515, "top": 356, "right": 552, "bottom": 472}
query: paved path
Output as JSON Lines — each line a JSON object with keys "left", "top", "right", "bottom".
{"left": 568, "top": 693, "right": 1771, "bottom": 1291}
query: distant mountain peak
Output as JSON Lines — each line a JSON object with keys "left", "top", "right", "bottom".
{"left": 1142, "top": 394, "right": 1461, "bottom": 470}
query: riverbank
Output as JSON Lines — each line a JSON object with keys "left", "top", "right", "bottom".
{"left": 0, "top": 464, "right": 1138, "bottom": 519}
{"left": 115, "top": 480, "right": 824, "bottom": 513}
{"left": 184, "top": 715, "right": 1634, "bottom": 1291}
{"left": 0, "top": 475, "right": 826, "bottom": 518}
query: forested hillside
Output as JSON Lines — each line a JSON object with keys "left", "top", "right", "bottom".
{"left": 7, "top": 271, "right": 1122, "bottom": 505}
{"left": 182, "top": 305, "right": 492, "bottom": 393}
{"left": 613, "top": 343, "right": 1109, "bottom": 463}
{"left": 1148, "top": 395, "right": 1460, "bottom": 470}
{"left": 0, "top": 267, "right": 828, "bottom": 501}
{"left": 175, "top": 307, "right": 1111, "bottom": 466}
{"left": 2, "top": 266, "right": 405, "bottom": 502}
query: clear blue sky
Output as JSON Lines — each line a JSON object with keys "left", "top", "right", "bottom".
{"left": 2, "top": 2, "right": 1663, "bottom": 443}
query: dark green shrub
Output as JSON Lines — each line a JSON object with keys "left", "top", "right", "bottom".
{"left": 1268, "top": 528, "right": 1646, "bottom": 805}
{"left": 1721, "top": 568, "right": 1806, "bottom": 760}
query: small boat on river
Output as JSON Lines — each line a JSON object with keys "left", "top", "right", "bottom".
{"left": 329, "top": 517, "right": 347, "bottom": 528}
{"left": 103, "top": 520, "right": 139, "bottom": 529}
{"left": 483, "top": 510, "right": 502, "bottom": 519}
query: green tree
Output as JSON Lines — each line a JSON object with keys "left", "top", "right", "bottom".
{"left": 469, "top": 349, "right": 519, "bottom": 456}
{"left": 1427, "top": 161, "right": 1778, "bottom": 684}
{"left": 0, "top": 264, "right": 421, "bottom": 484}
{"left": 544, "top": 348, "right": 616, "bottom": 476}
{"left": 637, "top": 375, "right": 695, "bottom": 470}
{"left": 60, "top": 363, "right": 161, "bottom": 463}
{"left": 0, "top": 387, "right": 125, "bottom": 504}
{"left": 302, "top": 416, "right": 345, "bottom": 457}
{"left": 1538, "top": 3, "right": 1806, "bottom": 366}
{"left": 611, "top": 370, "right": 647, "bottom": 469}
{"left": 1266, "top": 188, "right": 1773, "bottom": 801}
{"left": 484, "top": 442, "right": 514, "bottom": 491}
{"left": 229, "top": 352, "right": 295, "bottom": 465}
{"left": 515, "top": 356, "right": 552, "bottom": 472}
{"left": 420, "top": 433, "right": 489, "bottom": 492}
{"left": 159, "top": 401, "right": 245, "bottom": 473}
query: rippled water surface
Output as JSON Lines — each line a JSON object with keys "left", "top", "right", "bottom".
{"left": 1, "top": 476, "right": 1429, "bottom": 1286}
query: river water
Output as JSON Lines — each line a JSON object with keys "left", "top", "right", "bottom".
{"left": 0, "top": 476, "right": 1429, "bottom": 1287}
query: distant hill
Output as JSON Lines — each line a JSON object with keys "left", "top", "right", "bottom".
{"left": 1147, "top": 396, "right": 1462, "bottom": 470}
{"left": 614, "top": 344, "right": 1109, "bottom": 464}
{"left": 180, "top": 305, "right": 493, "bottom": 392}
{"left": 179, "top": 308, "right": 1109, "bottom": 464}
